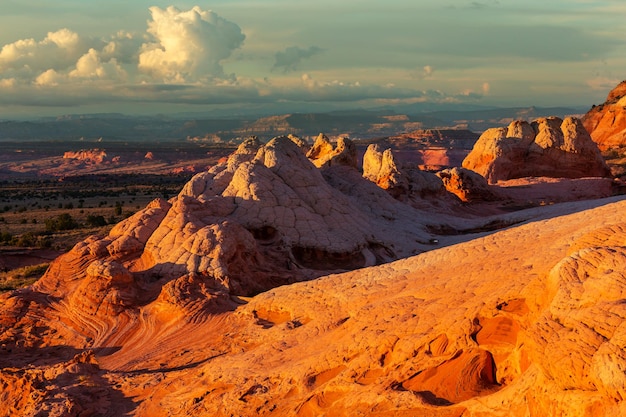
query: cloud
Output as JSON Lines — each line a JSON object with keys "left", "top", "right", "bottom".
{"left": 470, "top": 1, "right": 500, "bottom": 9}
{"left": 0, "top": 5, "right": 500, "bottom": 114}
{"left": 586, "top": 76, "right": 622, "bottom": 92}
{"left": 293, "top": 73, "right": 446, "bottom": 103}
{"left": 0, "top": 29, "right": 89, "bottom": 77}
{"left": 409, "top": 65, "right": 435, "bottom": 80}
{"left": 35, "top": 69, "right": 62, "bottom": 87}
{"left": 101, "top": 31, "right": 144, "bottom": 65}
{"left": 272, "top": 46, "right": 324, "bottom": 73}
{"left": 138, "top": 6, "right": 245, "bottom": 83}
{"left": 0, "top": 6, "right": 245, "bottom": 88}
{"left": 69, "top": 49, "right": 127, "bottom": 81}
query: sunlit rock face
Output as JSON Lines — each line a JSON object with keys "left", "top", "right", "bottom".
{"left": 306, "top": 133, "right": 358, "bottom": 169}
{"left": 583, "top": 80, "right": 626, "bottom": 151}
{"left": 362, "top": 143, "right": 447, "bottom": 200}
{"left": 437, "top": 167, "right": 500, "bottom": 202}
{"left": 63, "top": 149, "right": 108, "bottom": 164}
{"left": 3, "top": 132, "right": 626, "bottom": 416}
{"left": 462, "top": 117, "right": 611, "bottom": 184}
{"left": 0, "top": 135, "right": 447, "bottom": 355}
{"left": 4, "top": 196, "right": 626, "bottom": 416}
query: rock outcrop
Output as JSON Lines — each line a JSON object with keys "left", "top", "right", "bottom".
{"left": 3, "top": 132, "right": 626, "bottom": 416}
{"left": 306, "top": 133, "right": 357, "bottom": 168}
{"left": 463, "top": 117, "right": 611, "bottom": 184}
{"left": 362, "top": 143, "right": 446, "bottom": 199}
{"left": 3, "top": 196, "right": 626, "bottom": 416}
{"left": 63, "top": 149, "right": 108, "bottom": 164}
{"left": 1, "top": 136, "right": 462, "bottom": 351}
{"left": 437, "top": 167, "right": 500, "bottom": 202}
{"left": 582, "top": 80, "right": 626, "bottom": 151}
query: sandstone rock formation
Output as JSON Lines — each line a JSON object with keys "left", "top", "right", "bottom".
{"left": 583, "top": 80, "right": 626, "bottom": 151}
{"left": 437, "top": 167, "right": 500, "bottom": 202}
{"left": 306, "top": 133, "right": 357, "bottom": 168}
{"left": 3, "top": 133, "right": 626, "bottom": 416}
{"left": 63, "top": 149, "right": 108, "bottom": 164}
{"left": 362, "top": 143, "right": 446, "bottom": 199}
{"left": 366, "top": 129, "right": 479, "bottom": 170}
{"left": 3, "top": 195, "right": 626, "bottom": 416}
{"left": 463, "top": 117, "right": 611, "bottom": 184}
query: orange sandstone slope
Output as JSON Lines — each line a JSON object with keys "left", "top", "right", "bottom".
{"left": 1, "top": 133, "right": 625, "bottom": 416}
{"left": 583, "top": 80, "right": 626, "bottom": 151}
{"left": 132, "top": 197, "right": 626, "bottom": 417}
{"left": 2, "top": 196, "right": 626, "bottom": 416}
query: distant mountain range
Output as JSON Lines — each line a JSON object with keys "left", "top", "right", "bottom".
{"left": 0, "top": 106, "right": 587, "bottom": 143}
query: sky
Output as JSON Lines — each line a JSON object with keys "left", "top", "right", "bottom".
{"left": 0, "top": 0, "right": 625, "bottom": 118}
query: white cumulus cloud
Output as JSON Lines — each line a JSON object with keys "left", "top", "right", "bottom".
{"left": 70, "top": 49, "right": 127, "bottom": 81}
{"left": 0, "top": 29, "right": 88, "bottom": 78}
{"left": 35, "top": 69, "right": 63, "bottom": 87}
{"left": 138, "top": 6, "right": 245, "bottom": 83}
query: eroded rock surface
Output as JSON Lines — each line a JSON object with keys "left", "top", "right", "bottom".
{"left": 362, "top": 143, "right": 446, "bottom": 200}
{"left": 2, "top": 133, "right": 626, "bottom": 416}
{"left": 463, "top": 117, "right": 611, "bottom": 183}
{"left": 63, "top": 149, "right": 108, "bottom": 164}
{"left": 306, "top": 133, "right": 358, "bottom": 168}
{"left": 437, "top": 167, "right": 500, "bottom": 202}
{"left": 583, "top": 80, "right": 626, "bottom": 151}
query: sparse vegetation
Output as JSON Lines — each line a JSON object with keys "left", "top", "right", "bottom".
{"left": 0, "top": 263, "right": 49, "bottom": 292}
{"left": 44, "top": 213, "right": 79, "bottom": 232}
{"left": 85, "top": 215, "right": 107, "bottom": 227}
{"left": 0, "top": 173, "right": 192, "bottom": 251}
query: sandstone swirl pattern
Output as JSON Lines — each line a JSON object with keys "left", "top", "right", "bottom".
{"left": 0, "top": 134, "right": 625, "bottom": 416}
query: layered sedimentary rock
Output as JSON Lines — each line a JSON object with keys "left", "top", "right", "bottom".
{"left": 63, "top": 149, "right": 108, "bottom": 164}
{"left": 306, "top": 133, "right": 357, "bottom": 168}
{"left": 362, "top": 143, "right": 446, "bottom": 199}
{"left": 0, "top": 135, "right": 454, "bottom": 355}
{"left": 463, "top": 117, "right": 611, "bottom": 184}
{"left": 437, "top": 167, "right": 500, "bottom": 202}
{"left": 3, "top": 132, "right": 626, "bottom": 416}
{"left": 583, "top": 80, "right": 626, "bottom": 151}
{"left": 3, "top": 196, "right": 626, "bottom": 416}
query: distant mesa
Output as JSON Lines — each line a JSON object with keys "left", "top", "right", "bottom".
{"left": 582, "top": 80, "right": 626, "bottom": 151}
{"left": 63, "top": 149, "right": 109, "bottom": 164}
{"left": 385, "top": 128, "right": 480, "bottom": 150}
{"left": 462, "top": 117, "right": 611, "bottom": 184}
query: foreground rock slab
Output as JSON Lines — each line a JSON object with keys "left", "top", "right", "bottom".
{"left": 2, "top": 196, "right": 626, "bottom": 416}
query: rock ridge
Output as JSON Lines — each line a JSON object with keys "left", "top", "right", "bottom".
{"left": 463, "top": 117, "right": 611, "bottom": 183}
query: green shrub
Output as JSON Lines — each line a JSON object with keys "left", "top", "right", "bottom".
{"left": 85, "top": 215, "right": 107, "bottom": 227}
{"left": 45, "top": 213, "right": 79, "bottom": 232}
